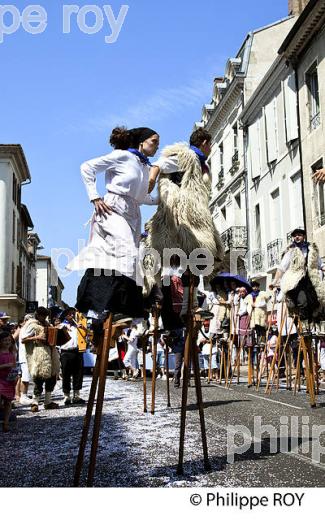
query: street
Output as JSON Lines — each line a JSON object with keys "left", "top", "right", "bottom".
{"left": 1, "top": 375, "right": 325, "bottom": 487}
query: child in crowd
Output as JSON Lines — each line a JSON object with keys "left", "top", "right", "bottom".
{"left": 0, "top": 331, "right": 18, "bottom": 432}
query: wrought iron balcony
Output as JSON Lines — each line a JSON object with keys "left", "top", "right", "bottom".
{"left": 230, "top": 150, "right": 240, "bottom": 174}
{"left": 310, "top": 112, "right": 320, "bottom": 131}
{"left": 251, "top": 249, "right": 265, "bottom": 273}
{"left": 221, "top": 226, "right": 247, "bottom": 252}
{"left": 216, "top": 167, "right": 224, "bottom": 189}
{"left": 267, "top": 238, "right": 283, "bottom": 269}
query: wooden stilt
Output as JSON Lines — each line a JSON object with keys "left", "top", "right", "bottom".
{"left": 142, "top": 337, "right": 147, "bottom": 413}
{"left": 177, "top": 274, "right": 210, "bottom": 475}
{"left": 86, "top": 313, "right": 113, "bottom": 486}
{"left": 165, "top": 336, "right": 171, "bottom": 408}
{"left": 191, "top": 322, "right": 211, "bottom": 471}
{"left": 73, "top": 334, "right": 103, "bottom": 486}
{"left": 151, "top": 303, "right": 160, "bottom": 415}
{"left": 208, "top": 336, "right": 213, "bottom": 384}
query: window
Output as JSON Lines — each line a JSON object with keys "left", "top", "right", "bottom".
{"left": 235, "top": 193, "right": 241, "bottom": 209}
{"left": 306, "top": 62, "right": 320, "bottom": 130}
{"left": 12, "top": 173, "right": 17, "bottom": 204}
{"left": 12, "top": 211, "right": 15, "bottom": 244}
{"left": 221, "top": 206, "right": 226, "bottom": 221}
{"left": 270, "top": 188, "right": 281, "bottom": 240}
{"left": 233, "top": 124, "right": 238, "bottom": 151}
{"left": 283, "top": 72, "right": 298, "bottom": 142}
{"left": 11, "top": 262, "right": 15, "bottom": 292}
{"left": 312, "top": 159, "right": 325, "bottom": 226}
{"left": 219, "top": 142, "right": 224, "bottom": 167}
{"left": 255, "top": 204, "right": 261, "bottom": 249}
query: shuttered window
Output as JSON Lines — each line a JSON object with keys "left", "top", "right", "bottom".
{"left": 283, "top": 72, "right": 298, "bottom": 142}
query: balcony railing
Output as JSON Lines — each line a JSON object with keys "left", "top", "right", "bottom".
{"left": 230, "top": 150, "right": 240, "bottom": 174}
{"left": 221, "top": 226, "right": 247, "bottom": 252}
{"left": 310, "top": 112, "right": 320, "bottom": 131}
{"left": 216, "top": 167, "right": 224, "bottom": 189}
{"left": 251, "top": 249, "right": 265, "bottom": 273}
{"left": 267, "top": 238, "right": 283, "bottom": 269}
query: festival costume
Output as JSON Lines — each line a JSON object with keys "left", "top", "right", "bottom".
{"left": 144, "top": 143, "right": 224, "bottom": 320}
{"left": 67, "top": 149, "right": 157, "bottom": 317}
{"left": 280, "top": 242, "right": 325, "bottom": 320}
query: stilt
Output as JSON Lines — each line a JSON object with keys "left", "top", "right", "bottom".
{"left": 86, "top": 313, "right": 113, "bottom": 486}
{"left": 177, "top": 274, "right": 210, "bottom": 475}
{"left": 151, "top": 303, "right": 160, "bottom": 415}
{"left": 165, "top": 336, "right": 171, "bottom": 408}
{"left": 142, "top": 336, "right": 147, "bottom": 413}
{"left": 208, "top": 337, "right": 213, "bottom": 384}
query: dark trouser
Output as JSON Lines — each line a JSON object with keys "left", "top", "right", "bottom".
{"left": 33, "top": 376, "right": 56, "bottom": 398}
{"left": 174, "top": 352, "right": 184, "bottom": 384}
{"left": 60, "top": 350, "right": 84, "bottom": 394}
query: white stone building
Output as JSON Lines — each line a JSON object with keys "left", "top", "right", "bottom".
{"left": 195, "top": 15, "right": 296, "bottom": 277}
{"left": 279, "top": 0, "right": 325, "bottom": 260}
{"left": 0, "top": 145, "right": 32, "bottom": 320}
{"left": 240, "top": 56, "right": 304, "bottom": 288}
{"left": 36, "top": 255, "right": 64, "bottom": 309}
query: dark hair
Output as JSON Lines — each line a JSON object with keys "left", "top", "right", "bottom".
{"left": 109, "top": 126, "right": 131, "bottom": 150}
{"left": 190, "top": 128, "right": 212, "bottom": 147}
{"left": 35, "top": 306, "right": 49, "bottom": 318}
{"left": 109, "top": 126, "right": 158, "bottom": 150}
{"left": 0, "top": 331, "right": 15, "bottom": 351}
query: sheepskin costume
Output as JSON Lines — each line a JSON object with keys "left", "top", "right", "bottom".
{"left": 281, "top": 243, "right": 325, "bottom": 315}
{"left": 143, "top": 142, "right": 224, "bottom": 293}
{"left": 24, "top": 319, "right": 61, "bottom": 380}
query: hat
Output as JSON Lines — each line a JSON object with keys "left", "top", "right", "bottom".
{"left": 0, "top": 311, "right": 10, "bottom": 319}
{"left": 291, "top": 228, "right": 306, "bottom": 237}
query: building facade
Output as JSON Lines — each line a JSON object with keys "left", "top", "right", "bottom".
{"left": 0, "top": 145, "right": 32, "bottom": 320}
{"left": 279, "top": 0, "right": 325, "bottom": 260}
{"left": 195, "top": 15, "right": 296, "bottom": 277}
{"left": 240, "top": 56, "right": 304, "bottom": 288}
{"left": 36, "top": 255, "right": 64, "bottom": 309}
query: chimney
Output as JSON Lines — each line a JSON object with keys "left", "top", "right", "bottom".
{"left": 288, "top": 0, "right": 310, "bottom": 16}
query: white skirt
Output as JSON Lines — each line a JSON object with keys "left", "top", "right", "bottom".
{"left": 67, "top": 192, "right": 142, "bottom": 283}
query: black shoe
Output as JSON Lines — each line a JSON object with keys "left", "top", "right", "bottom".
{"left": 194, "top": 309, "right": 214, "bottom": 321}
{"left": 112, "top": 313, "right": 133, "bottom": 325}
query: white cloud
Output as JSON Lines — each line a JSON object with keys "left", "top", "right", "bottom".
{"left": 86, "top": 76, "right": 214, "bottom": 131}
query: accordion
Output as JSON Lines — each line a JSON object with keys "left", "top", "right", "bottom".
{"left": 46, "top": 326, "right": 71, "bottom": 347}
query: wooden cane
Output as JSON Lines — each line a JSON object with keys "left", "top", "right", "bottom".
{"left": 86, "top": 313, "right": 113, "bottom": 487}
{"left": 315, "top": 341, "right": 320, "bottom": 396}
{"left": 294, "top": 336, "right": 302, "bottom": 395}
{"left": 73, "top": 333, "right": 104, "bottom": 486}
{"left": 151, "top": 303, "right": 160, "bottom": 415}
{"left": 275, "top": 317, "right": 295, "bottom": 391}
{"left": 256, "top": 293, "right": 277, "bottom": 390}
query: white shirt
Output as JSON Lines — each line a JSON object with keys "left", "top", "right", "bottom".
{"left": 81, "top": 149, "right": 157, "bottom": 205}
{"left": 153, "top": 155, "right": 179, "bottom": 174}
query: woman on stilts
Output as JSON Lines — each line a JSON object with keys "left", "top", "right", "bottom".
{"left": 67, "top": 126, "right": 160, "bottom": 326}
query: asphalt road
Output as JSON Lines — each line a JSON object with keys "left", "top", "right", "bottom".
{"left": 0, "top": 374, "right": 324, "bottom": 487}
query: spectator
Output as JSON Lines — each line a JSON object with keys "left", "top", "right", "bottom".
{"left": 0, "top": 331, "right": 18, "bottom": 432}
{"left": 58, "top": 308, "right": 85, "bottom": 406}
{"left": 0, "top": 312, "right": 11, "bottom": 334}
{"left": 17, "top": 315, "right": 34, "bottom": 405}
{"left": 21, "top": 307, "right": 60, "bottom": 412}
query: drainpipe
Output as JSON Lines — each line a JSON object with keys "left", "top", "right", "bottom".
{"left": 293, "top": 64, "right": 307, "bottom": 231}
{"left": 243, "top": 125, "right": 250, "bottom": 279}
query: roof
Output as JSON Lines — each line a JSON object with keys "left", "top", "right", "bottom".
{"left": 20, "top": 204, "right": 34, "bottom": 229}
{"left": 279, "top": 0, "right": 325, "bottom": 60}
{"left": 0, "top": 144, "right": 31, "bottom": 182}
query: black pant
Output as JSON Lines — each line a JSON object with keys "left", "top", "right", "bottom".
{"left": 60, "top": 350, "right": 84, "bottom": 394}
{"left": 33, "top": 376, "right": 56, "bottom": 398}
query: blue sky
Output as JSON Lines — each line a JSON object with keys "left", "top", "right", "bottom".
{"left": 0, "top": 0, "right": 289, "bottom": 305}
